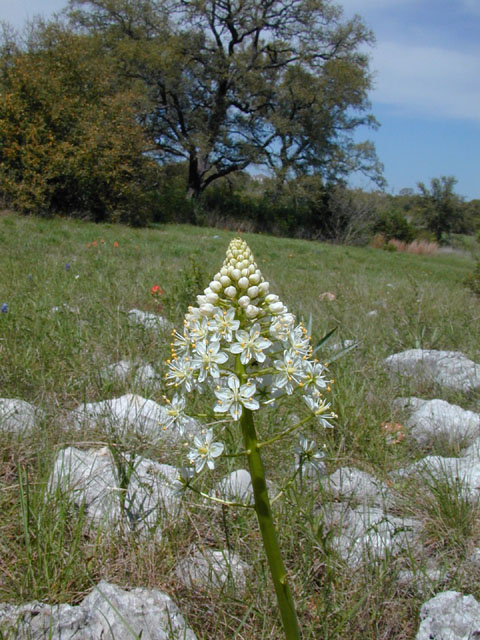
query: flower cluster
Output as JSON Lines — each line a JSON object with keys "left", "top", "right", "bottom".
{"left": 165, "top": 237, "right": 336, "bottom": 474}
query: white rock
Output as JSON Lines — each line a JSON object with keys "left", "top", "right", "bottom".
{"left": 48, "top": 447, "right": 182, "bottom": 537}
{"left": 322, "top": 466, "right": 392, "bottom": 507}
{"left": 128, "top": 309, "right": 173, "bottom": 332}
{"left": 176, "top": 548, "right": 250, "bottom": 595}
{"left": 397, "top": 563, "right": 447, "bottom": 598}
{"left": 394, "top": 453, "right": 480, "bottom": 500}
{"left": 317, "top": 502, "right": 420, "bottom": 566}
{"left": 214, "top": 469, "right": 254, "bottom": 504}
{"left": 393, "top": 396, "right": 429, "bottom": 413}
{"left": 101, "top": 360, "right": 162, "bottom": 390}
{"left": 67, "top": 394, "right": 202, "bottom": 445}
{"left": 416, "top": 590, "right": 480, "bottom": 640}
{"left": 0, "top": 398, "right": 43, "bottom": 435}
{"left": 0, "top": 580, "right": 197, "bottom": 639}
{"left": 404, "top": 399, "right": 480, "bottom": 448}
{"left": 384, "top": 349, "right": 480, "bottom": 392}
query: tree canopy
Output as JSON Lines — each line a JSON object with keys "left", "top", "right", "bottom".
{"left": 69, "top": 0, "right": 383, "bottom": 198}
{"left": 0, "top": 21, "right": 160, "bottom": 223}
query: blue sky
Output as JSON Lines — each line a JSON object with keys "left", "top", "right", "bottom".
{"left": 2, "top": 0, "right": 479, "bottom": 200}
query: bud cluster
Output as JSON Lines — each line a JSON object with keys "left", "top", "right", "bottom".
{"left": 197, "top": 237, "right": 287, "bottom": 320}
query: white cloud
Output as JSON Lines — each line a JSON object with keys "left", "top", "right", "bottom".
{"left": 371, "top": 41, "right": 480, "bottom": 121}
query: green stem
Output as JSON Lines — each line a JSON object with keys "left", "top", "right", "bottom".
{"left": 240, "top": 407, "right": 301, "bottom": 639}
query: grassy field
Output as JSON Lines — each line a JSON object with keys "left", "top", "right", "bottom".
{"left": 0, "top": 210, "right": 479, "bottom": 639}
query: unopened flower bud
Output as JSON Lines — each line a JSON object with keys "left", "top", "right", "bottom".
{"left": 249, "top": 272, "right": 261, "bottom": 285}
{"left": 220, "top": 275, "right": 231, "bottom": 287}
{"left": 231, "top": 269, "right": 241, "bottom": 281}
{"left": 245, "top": 305, "right": 259, "bottom": 318}
{"left": 224, "top": 286, "right": 236, "bottom": 298}
{"left": 258, "top": 282, "right": 269, "bottom": 295}
{"left": 269, "top": 301, "right": 284, "bottom": 313}
{"left": 238, "top": 276, "right": 249, "bottom": 289}
{"left": 210, "top": 280, "right": 222, "bottom": 293}
{"left": 238, "top": 295, "right": 250, "bottom": 307}
{"left": 266, "top": 294, "right": 279, "bottom": 303}
{"left": 197, "top": 295, "right": 207, "bottom": 305}
{"left": 247, "top": 285, "right": 259, "bottom": 299}
{"left": 205, "top": 292, "right": 219, "bottom": 304}
{"left": 200, "top": 303, "right": 215, "bottom": 316}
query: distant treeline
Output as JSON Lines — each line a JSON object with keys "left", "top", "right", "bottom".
{"left": 0, "top": 6, "right": 478, "bottom": 244}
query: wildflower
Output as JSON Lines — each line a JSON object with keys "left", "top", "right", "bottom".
{"left": 302, "top": 360, "right": 328, "bottom": 394}
{"left": 92, "top": 240, "right": 98, "bottom": 247}
{"left": 295, "top": 436, "right": 325, "bottom": 472}
{"left": 192, "top": 340, "right": 228, "bottom": 382}
{"left": 65, "top": 263, "right": 71, "bottom": 271}
{"left": 1, "top": 303, "right": 8, "bottom": 313}
{"left": 187, "top": 429, "right": 224, "bottom": 472}
{"left": 160, "top": 393, "right": 190, "bottom": 434}
{"left": 165, "top": 355, "right": 198, "bottom": 392}
{"left": 113, "top": 241, "right": 119, "bottom": 248}
{"left": 273, "top": 350, "right": 307, "bottom": 394}
{"left": 212, "top": 307, "right": 240, "bottom": 342}
{"left": 171, "top": 466, "right": 195, "bottom": 496}
{"left": 303, "top": 394, "right": 336, "bottom": 428}
{"left": 230, "top": 323, "right": 272, "bottom": 364}
{"left": 214, "top": 374, "right": 259, "bottom": 420}
{"left": 151, "top": 284, "right": 164, "bottom": 296}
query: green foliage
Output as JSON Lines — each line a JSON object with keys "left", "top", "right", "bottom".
{"left": 373, "top": 209, "right": 416, "bottom": 243}
{"left": 416, "top": 176, "right": 464, "bottom": 242}
{"left": 0, "top": 24, "right": 160, "bottom": 224}
{"left": 0, "top": 213, "right": 479, "bottom": 637}
{"left": 70, "top": 0, "right": 382, "bottom": 199}
{"left": 465, "top": 261, "right": 480, "bottom": 296}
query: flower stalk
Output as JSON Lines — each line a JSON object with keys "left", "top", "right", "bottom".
{"left": 240, "top": 405, "right": 301, "bottom": 639}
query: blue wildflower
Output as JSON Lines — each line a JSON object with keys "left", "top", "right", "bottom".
{"left": 65, "top": 263, "right": 71, "bottom": 271}
{"left": 1, "top": 303, "right": 8, "bottom": 313}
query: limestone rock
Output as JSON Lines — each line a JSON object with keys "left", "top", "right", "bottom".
{"left": 214, "top": 469, "right": 254, "bottom": 504}
{"left": 384, "top": 349, "right": 480, "bottom": 392}
{"left": 101, "top": 360, "right": 162, "bottom": 391}
{"left": 0, "top": 398, "right": 43, "bottom": 435}
{"left": 128, "top": 309, "right": 172, "bottom": 332}
{"left": 322, "top": 466, "right": 392, "bottom": 507}
{"left": 394, "top": 452, "right": 480, "bottom": 500}
{"left": 48, "top": 446, "right": 182, "bottom": 537}
{"left": 67, "top": 394, "right": 202, "bottom": 445}
{"left": 0, "top": 580, "right": 197, "bottom": 639}
{"left": 393, "top": 396, "right": 429, "bottom": 413}
{"left": 416, "top": 590, "right": 480, "bottom": 640}
{"left": 175, "top": 548, "right": 250, "bottom": 595}
{"left": 318, "top": 502, "right": 420, "bottom": 566}
{"left": 404, "top": 399, "right": 480, "bottom": 447}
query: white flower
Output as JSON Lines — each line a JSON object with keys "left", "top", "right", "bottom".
{"left": 212, "top": 307, "right": 240, "bottom": 342}
{"left": 269, "top": 312, "right": 295, "bottom": 340}
{"left": 192, "top": 340, "right": 228, "bottom": 382}
{"left": 295, "top": 436, "right": 325, "bottom": 472}
{"left": 185, "top": 316, "right": 211, "bottom": 344}
{"left": 165, "top": 355, "right": 197, "bottom": 392}
{"left": 287, "top": 325, "right": 311, "bottom": 357}
{"left": 171, "top": 329, "right": 191, "bottom": 356}
{"left": 187, "top": 429, "right": 224, "bottom": 472}
{"left": 303, "top": 394, "right": 336, "bottom": 428}
{"left": 171, "top": 466, "right": 195, "bottom": 495}
{"left": 214, "top": 374, "right": 259, "bottom": 420}
{"left": 273, "top": 350, "right": 307, "bottom": 394}
{"left": 230, "top": 323, "right": 272, "bottom": 364}
{"left": 302, "top": 360, "right": 328, "bottom": 393}
{"left": 160, "top": 393, "right": 190, "bottom": 435}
